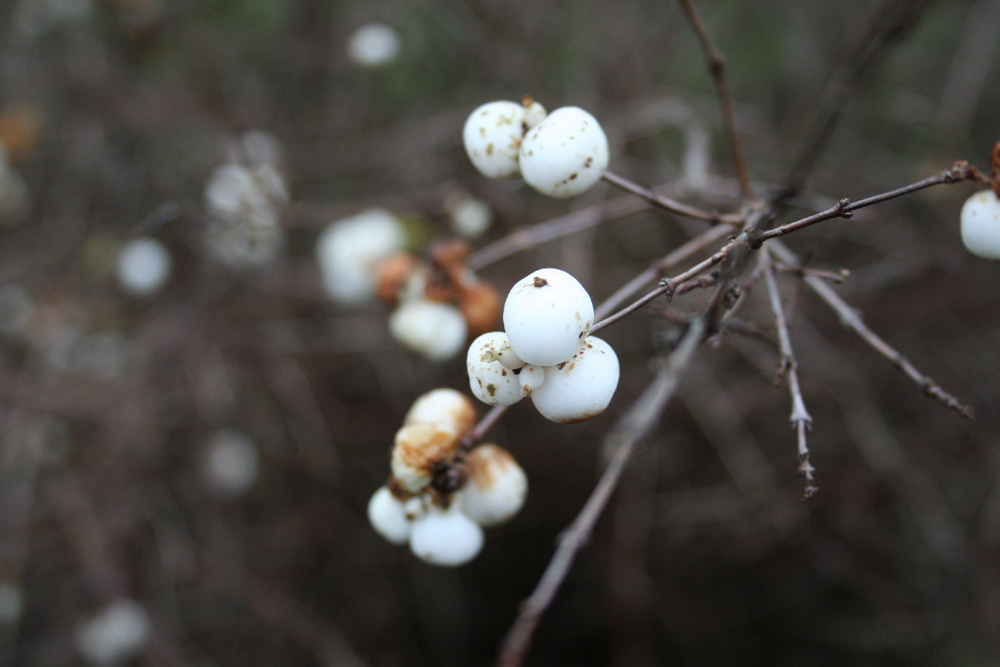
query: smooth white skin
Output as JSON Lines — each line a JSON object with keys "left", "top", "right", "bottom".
{"left": 367, "top": 485, "right": 414, "bottom": 545}
{"left": 203, "top": 429, "right": 259, "bottom": 497}
{"left": 518, "top": 364, "right": 545, "bottom": 396}
{"left": 346, "top": 22, "right": 401, "bottom": 67}
{"left": 519, "top": 106, "right": 609, "bottom": 198}
{"left": 530, "top": 336, "right": 620, "bottom": 423}
{"left": 316, "top": 209, "right": 406, "bottom": 305}
{"left": 409, "top": 504, "right": 484, "bottom": 567}
{"left": 466, "top": 332, "right": 524, "bottom": 406}
{"left": 462, "top": 101, "right": 525, "bottom": 179}
{"left": 503, "top": 268, "right": 594, "bottom": 366}
{"left": 960, "top": 190, "right": 1000, "bottom": 261}
{"left": 457, "top": 444, "right": 528, "bottom": 527}
{"left": 75, "top": 600, "right": 151, "bottom": 666}
{"left": 389, "top": 299, "right": 468, "bottom": 361}
{"left": 116, "top": 237, "right": 171, "bottom": 297}
{"left": 403, "top": 388, "right": 477, "bottom": 436}
{"left": 522, "top": 100, "right": 547, "bottom": 130}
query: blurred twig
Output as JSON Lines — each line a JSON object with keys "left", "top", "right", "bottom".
{"left": 675, "top": 0, "right": 753, "bottom": 198}
{"left": 496, "top": 317, "right": 705, "bottom": 667}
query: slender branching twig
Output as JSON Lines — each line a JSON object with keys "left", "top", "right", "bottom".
{"left": 496, "top": 317, "right": 706, "bottom": 667}
{"left": 768, "top": 240, "right": 974, "bottom": 421}
{"left": 760, "top": 246, "right": 817, "bottom": 499}
{"left": 601, "top": 171, "right": 743, "bottom": 224}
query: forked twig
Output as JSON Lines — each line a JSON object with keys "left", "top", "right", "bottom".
{"left": 496, "top": 317, "right": 706, "bottom": 667}
{"left": 768, "top": 240, "right": 974, "bottom": 421}
{"left": 760, "top": 246, "right": 817, "bottom": 499}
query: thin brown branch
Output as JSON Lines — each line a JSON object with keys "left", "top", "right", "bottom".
{"left": 675, "top": 0, "right": 753, "bottom": 198}
{"left": 594, "top": 223, "right": 736, "bottom": 320}
{"left": 496, "top": 317, "right": 706, "bottom": 667}
{"left": 760, "top": 246, "right": 817, "bottom": 499}
{"left": 601, "top": 171, "right": 742, "bottom": 224}
{"left": 768, "top": 240, "right": 974, "bottom": 421}
{"left": 758, "top": 161, "right": 986, "bottom": 243}
{"left": 468, "top": 196, "right": 648, "bottom": 270}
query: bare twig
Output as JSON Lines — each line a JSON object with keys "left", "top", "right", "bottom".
{"left": 675, "top": 0, "right": 753, "bottom": 198}
{"left": 496, "top": 317, "right": 705, "bottom": 667}
{"left": 601, "top": 171, "right": 742, "bottom": 224}
{"left": 781, "top": 0, "right": 937, "bottom": 198}
{"left": 757, "top": 161, "right": 986, "bottom": 243}
{"left": 768, "top": 240, "right": 974, "bottom": 420}
{"left": 595, "top": 223, "right": 735, "bottom": 319}
{"left": 760, "top": 246, "right": 817, "bottom": 499}
{"left": 468, "top": 196, "right": 648, "bottom": 270}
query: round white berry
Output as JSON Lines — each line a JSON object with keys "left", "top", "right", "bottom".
{"left": 519, "top": 106, "right": 609, "bottom": 198}
{"left": 960, "top": 190, "right": 1000, "bottom": 261}
{"left": 390, "top": 422, "right": 461, "bottom": 493}
{"left": 389, "top": 298, "right": 468, "bottom": 361}
{"left": 530, "top": 336, "right": 619, "bottom": 423}
{"left": 115, "top": 237, "right": 171, "bottom": 297}
{"left": 409, "top": 504, "right": 484, "bottom": 567}
{"left": 503, "top": 268, "right": 594, "bottom": 366}
{"left": 522, "top": 99, "right": 547, "bottom": 130}
{"left": 457, "top": 444, "right": 527, "bottom": 527}
{"left": 466, "top": 332, "right": 524, "bottom": 406}
{"left": 346, "top": 22, "right": 401, "bottom": 68}
{"left": 75, "top": 600, "right": 151, "bottom": 666}
{"left": 404, "top": 388, "right": 477, "bottom": 436}
{"left": 316, "top": 209, "right": 406, "bottom": 305}
{"left": 518, "top": 364, "right": 545, "bottom": 396}
{"left": 367, "top": 485, "right": 415, "bottom": 545}
{"left": 462, "top": 101, "right": 525, "bottom": 180}
{"left": 445, "top": 192, "right": 493, "bottom": 239}
{"left": 202, "top": 429, "right": 259, "bottom": 497}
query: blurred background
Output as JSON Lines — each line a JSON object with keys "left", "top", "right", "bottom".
{"left": 1, "top": 0, "right": 999, "bottom": 664}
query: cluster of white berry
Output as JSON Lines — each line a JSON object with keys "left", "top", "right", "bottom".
{"left": 960, "top": 189, "right": 1000, "bottom": 261}
{"left": 203, "top": 131, "right": 289, "bottom": 268}
{"left": 318, "top": 210, "right": 501, "bottom": 360}
{"left": 467, "top": 268, "right": 620, "bottom": 423}
{"left": 462, "top": 98, "right": 609, "bottom": 198}
{"left": 367, "top": 388, "right": 527, "bottom": 566}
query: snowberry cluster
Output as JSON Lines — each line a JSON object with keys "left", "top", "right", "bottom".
{"left": 203, "top": 131, "right": 289, "bottom": 268}
{"left": 462, "top": 98, "right": 609, "bottom": 198}
{"left": 367, "top": 388, "right": 527, "bottom": 566}
{"left": 467, "top": 268, "right": 620, "bottom": 423}
{"left": 960, "top": 189, "right": 1000, "bottom": 261}
{"left": 318, "top": 213, "right": 500, "bottom": 360}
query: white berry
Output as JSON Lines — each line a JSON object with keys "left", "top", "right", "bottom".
{"left": 457, "top": 444, "right": 527, "bottom": 527}
{"left": 518, "top": 364, "right": 545, "bottom": 396}
{"left": 503, "top": 268, "right": 594, "bottom": 366}
{"left": 115, "top": 237, "right": 171, "bottom": 297}
{"left": 389, "top": 298, "right": 468, "bottom": 361}
{"left": 466, "top": 332, "right": 524, "bottom": 406}
{"left": 519, "top": 106, "right": 609, "bottom": 198}
{"left": 404, "top": 388, "right": 477, "bottom": 436}
{"left": 75, "top": 600, "right": 151, "bottom": 666}
{"left": 960, "top": 190, "right": 1000, "bottom": 261}
{"left": 390, "top": 422, "right": 461, "bottom": 493}
{"left": 409, "top": 504, "right": 484, "bottom": 567}
{"left": 346, "top": 23, "right": 401, "bottom": 68}
{"left": 316, "top": 208, "right": 406, "bottom": 305}
{"left": 530, "top": 336, "right": 620, "bottom": 423}
{"left": 462, "top": 101, "right": 526, "bottom": 179}
{"left": 367, "top": 485, "right": 416, "bottom": 545}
